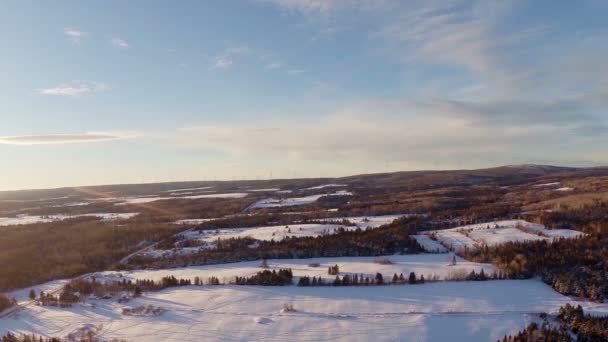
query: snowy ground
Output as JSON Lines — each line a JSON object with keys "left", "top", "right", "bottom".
{"left": 417, "top": 220, "right": 585, "bottom": 252}
{"left": 141, "top": 223, "right": 357, "bottom": 258}
{"left": 145, "top": 214, "right": 407, "bottom": 258}
{"left": 116, "top": 193, "right": 249, "bottom": 205}
{"left": 161, "top": 187, "right": 213, "bottom": 193}
{"left": 0, "top": 213, "right": 139, "bottom": 226}
{"left": 248, "top": 191, "right": 352, "bottom": 209}
{"left": 173, "top": 218, "right": 220, "bottom": 225}
{"left": 3, "top": 279, "right": 608, "bottom": 342}
{"left": 312, "top": 214, "right": 409, "bottom": 229}
{"left": 304, "top": 184, "right": 347, "bottom": 190}
{"left": 94, "top": 254, "right": 496, "bottom": 284}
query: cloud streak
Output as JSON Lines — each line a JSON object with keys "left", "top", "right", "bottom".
{"left": 0, "top": 132, "right": 138, "bottom": 145}
{"left": 110, "top": 38, "right": 130, "bottom": 49}
{"left": 64, "top": 28, "right": 86, "bottom": 44}
{"left": 37, "top": 82, "right": 107, "bottom": 97}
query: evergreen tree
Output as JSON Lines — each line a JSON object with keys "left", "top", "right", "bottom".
{"left": 28, "top": 289, "right": 36, "bottom": 300}
{"left": 375, "top": 273, "right": 384, "bottom": 285}
{"left": 408, "top": 272, "right": 417, "bottom": 284}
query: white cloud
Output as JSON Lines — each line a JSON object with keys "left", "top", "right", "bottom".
{"left": 287, "top": 68, "right": 306, "bottom": 74}
{"left": 213, "top": 56, "right": 234, "bottom": 69}
{"left": 37, "top": 82, "right": 107, "bottom": 97}
{"left": 64, "top": 28, "right": 86, "bottom": 44}
{"left": 110, "top": 38, "right": 130, "bottom": 49}
{"left": 265, "top": 62, "right": 284, "bottom": 69}
{"left": 0, "top": 132, "right": 138, "bottom": 145}
{"left": 175, "top": 95, "right": 606, "bottom": 165}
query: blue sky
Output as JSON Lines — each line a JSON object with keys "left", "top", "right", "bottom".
{"left": 1, "top": 0, "right": 607, "bottom": 190}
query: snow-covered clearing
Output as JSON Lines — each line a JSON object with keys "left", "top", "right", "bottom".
{"left": 417, "top": 220, "right": 584, "bottom": 252}
{"left": 161, "top": 186, "right": 212, "bottom": 193}
{"left": 555, "top": 187, "right": 574, "bottom": 191}
{"left": 533, "top": 182, "right": 560, "bottom": 187}
{"left": 313, "top": 214, "right": 409, "bottom": 229}
{"left": 142, "top": 223, "right": 359, "bottom": 258}
{"left": 304, "top": 184, "right": 347, "bottom": 190}
{"left": 116, "top": 193, "right": 248, "bottom": 205}
{"left": 275, "top": 190, "right": 292, "bottom": 194}
{"left": 412, "top": 235, "right": 448, "bottom": 253}
{"left": 247, "top": 188, "right": 281, "bottom": 192}
{"left": 3, "top": 279, "right": 608, "bottom": 341}
{"left": 172, "top": 218, "right": 220, "bottom": 225}
{"left": 94, "top": 254, "right": 496, "bottom": 284}
{"left": 0, "top": 213, "right": 139, "bottom": 226}
{"left": 149, "top": 214, "right": 408, "bottom": 258}
{"left": 248, "top": 191, "right": 353, "bottom": 209}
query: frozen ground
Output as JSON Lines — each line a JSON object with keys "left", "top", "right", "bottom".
{"left": 162, "top": 186, "right": 213, "bottom": 193}
{"left": 142, "top": 223, "right": 357, "bottom": 258}
{"left": 533, "top": 182, "right": 560, "bottom": 187}
{"left": 94, "top": 254, "right": 496, "bottom": 284}
{"left": 0, "top": 213, "right": 139, "bottom": 226}
{"left": 173, "top": 218, "right": 220, "bottom": 225}
{"left": 417, "top": 220, "right": 585, "bottom": 252}
{"left": 145, "top": 214, "right": 407, "bottom": 258}
{"left": 313, "top": 214, "right": 409, "bottom": 229}
{"left": 304, "top": 184, "right": 347, "bottom": 190}
{"left": 2, "top": 279, "right": 608, "bottom": 342}
{"left": 248, "top": 191, "right": 353, "bottom": 209}
{"left": 116, "top": 193, "right": 248, "bottom": 205}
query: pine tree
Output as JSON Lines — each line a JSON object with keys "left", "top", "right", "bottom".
{"left": 28, "top": 289, "right": 36, "bottom": 300}
{"left": 392, "top": 273, "right": 399, "bottom": 283}
{"left": 408, "top": 272, "right": 417, "bottom": 284}
{"left": 375, "top": 273, "right": 384, "bottom": 285}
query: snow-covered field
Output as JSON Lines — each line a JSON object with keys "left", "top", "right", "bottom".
{"left": 248, "top": 191, "right": 353, "bottom": 209}
{"left": 0, "top": 213, "right": 139, "bottom": 226}
{"left": 313, "top": 214, "right": 409, "bottom": 229}
{"left": 146, "top": 214, "right": 407, "bottom": 258}
{"left": 3, "top": 279, "right": 608, "bottom": 342}
{"left": 95, "top": 254, "right": 496, "bottom": 284}
{"left": 116, "top": 193, "right": 248, "bottom": 205}
{"left": 173, "top": 218, "right": 220, "bottom": 225}
{"left": 304, "top": 184, "right": 347, "bottom": 190}
{"left": 142, "top": 223, "right": 358, "bottom": 258}
{"left": 417, "top": 220, "right": 585, "bottom": 252}
{"left": 162, "top": 186, "right": 213, "bottom": 193}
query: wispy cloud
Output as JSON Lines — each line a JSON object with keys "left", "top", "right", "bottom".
{"left": 175, "top": 92, "right": 607, "bottom": 165}
{"left": 64, "top": 27, "right": 86, "bottom": 44}
{"left": 213, "top": 56, "right": 234, "bottom": 69}
{"left": 265, "top": 62, "right": 284, "bottom": 69}
{"left": 37, "top": 82, "right": 107, "bottom": 97}
{"left": 287, "top": 68, "right": 306, "bottom": 74}
{"left": 0, "top": 132, "right": 138, "bottom": 145}
{"left": 110, "top": 38, "right": 130, "bottom": 49}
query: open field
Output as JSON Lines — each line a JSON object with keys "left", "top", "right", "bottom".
{"left": 416, "top": 220, "right": 585, "bottom": 252}
{"left": 2, "top": 279, "right": 607, "bottom": 341}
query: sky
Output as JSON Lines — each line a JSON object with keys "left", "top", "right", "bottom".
{"left": 1, "top": 0, "right": 607, "bottom": 191}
